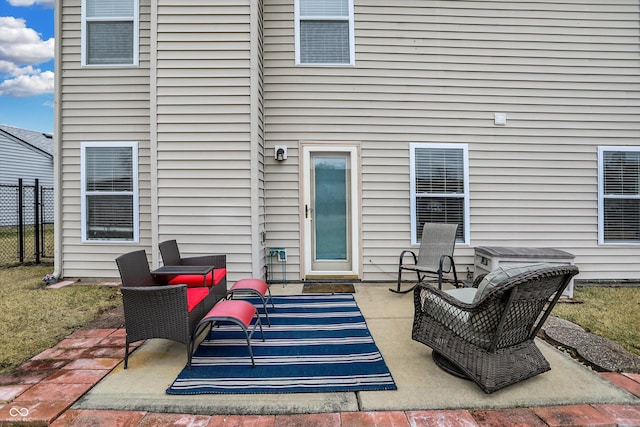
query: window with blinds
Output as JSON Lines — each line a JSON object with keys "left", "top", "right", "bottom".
{"left": 410, "top": 144, "right": 469, "bottom": 245}
{"left": 81, "top": 143, "right": 138, "bottom": 242}
{"left": 82, "top": 0, "right": 138, "bottom": 66}
{"left": 296, "top": 0, "right": 354, "bottom": 65}
{"left": 598, "top": 147, "right": 640, "bottom": 244}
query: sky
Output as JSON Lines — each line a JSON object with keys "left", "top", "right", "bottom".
{"left": 0, "top": 0, "right": 55, "bottom": 133}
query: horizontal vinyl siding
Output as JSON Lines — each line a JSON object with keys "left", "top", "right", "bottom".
{"left": 0, "top": 136, "right": 53, "bottom": 187}
{"left": 155, "top": 0, "right": 257, "bottom": 280}
{"left": 264, "top": 0, "right": 640, "bottom": 281}
{"left": 59, "top": 0, "right": 152, "bottom": 279}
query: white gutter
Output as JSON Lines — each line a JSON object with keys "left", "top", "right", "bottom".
{"left": 52, "top": 1, "right": 63, "bottom": 279}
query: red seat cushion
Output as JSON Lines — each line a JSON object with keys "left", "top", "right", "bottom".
{"left": 168, "top": 268, "right": 226, "bottom": 287}
{"left": 204, "top": 300, "right": 256, "bottom": 327}
{"left": 230, "top": 278, "right": 268, "bottom": 295}
{"left": 186, "top": 287, "right": 209, "bottom": 312}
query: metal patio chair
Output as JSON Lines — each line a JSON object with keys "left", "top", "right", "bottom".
{"left": 390, "top": 222, "right": 460, "bottom": 294}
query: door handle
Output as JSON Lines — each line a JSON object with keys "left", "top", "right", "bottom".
{"left": 305, "top": 204, "right": 313, "bottom": 219}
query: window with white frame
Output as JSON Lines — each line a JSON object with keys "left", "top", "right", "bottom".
{"left": 295, "top": 0, "right": 354, "bottom": 65}
{"left": 82, "top": 0, "right": 139, "bottom": 66}
{"left": 410, "top": 143, "right": 469, "bottom": 245}
{"left": 81, "top": 142, "right": 139, "bottom": 242}
{"left": 598, "top": 147, "right": 640, "bottom": 244}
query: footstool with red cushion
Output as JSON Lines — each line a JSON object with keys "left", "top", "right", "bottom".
{"left": 191, "top": 299, "right": 264, "bottom": 368}
{"left": 227, "top": 278, "right": 274, "bottom": 326}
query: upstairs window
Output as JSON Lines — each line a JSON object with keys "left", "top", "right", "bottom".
{"left": 82, "top": 0, "right": 139, "bottom": 66}
{"left": 295, "top": 0, "right": 354, "bottom": 65}
{"left": 598, "top": 147, "right": 640, "bottom": 244}
{"left": 81, "top": 142, "right": 139, "bottom": 242}
{"left": 410, "top": 143, "right": 469, "bottom": 245}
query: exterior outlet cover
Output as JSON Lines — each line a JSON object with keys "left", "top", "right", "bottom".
{"left": 494, "top": 113, "right": 507, "bottom": 126}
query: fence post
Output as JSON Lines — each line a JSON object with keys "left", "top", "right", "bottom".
{"left": 34, "top": 179, "right": 40, "bottom": 264}
{"left": 18, "top": 178, "right": 24, "bottom": 263}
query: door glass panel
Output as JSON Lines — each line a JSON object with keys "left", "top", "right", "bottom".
{"left": 314, "top": 156, "right": 348, "bottom": 260}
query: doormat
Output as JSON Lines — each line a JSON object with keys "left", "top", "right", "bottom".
{"left": 302, "top": 283, "right": 356, "bottom": 294}
{"left": 167, "top": 294, "right": 396, "bottom": 394}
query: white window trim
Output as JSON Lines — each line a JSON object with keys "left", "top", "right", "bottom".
{"left": 597, "top": 146, "right": 640, "bottom": 246}
{"left": 294, "top": 0, "right": 355, "bottom": 66}
{"left": 81, "top": 0, "right": 140, "bottom": 67}
{"left": 81, "top": 141, "right": 139, "bottom": 243}
{"left": 409, "top": 143, "right": 470, "bottom": 246}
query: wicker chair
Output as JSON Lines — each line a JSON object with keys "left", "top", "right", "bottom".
{"left": 390, "top": 222, "right": 460, "bottom": 294}
{"left": 158, "top": 239, "right": 228, "bottom": 303}
{"left": 412, "top": 263, "right": 579, "bottom": 393}
{"left": 115, "top": 249, "right": 219, "bottom": 369}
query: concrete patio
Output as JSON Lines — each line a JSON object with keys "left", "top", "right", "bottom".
{"left": 0, "top": 282, "right": 639, "bottom": 426}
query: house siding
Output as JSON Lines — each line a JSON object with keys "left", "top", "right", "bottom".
{"left": 57, "top": 0, "right": 640, "bottom": 282}
{"left": 57, "top": 0, "right": 152, "bottom": 279}
{"left": 0, "top": 134, "right": 53, "bottom": 188}
{"left": 263, "top": 0, "right": 640, "bottom": 281}
{"left": 154, "top": 0, "right": 264, "bottom": 280}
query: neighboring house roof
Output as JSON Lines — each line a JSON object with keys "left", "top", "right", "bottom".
{"left": 0, "top": 124, "right": 54, "bottom": 157}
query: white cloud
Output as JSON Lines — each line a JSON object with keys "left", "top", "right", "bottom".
{"left": 7, "top": 0, "right": 55, "bottom": 7}
{"left": 0, "top": 16, "right": 55, "bottom": 65}
{"left": 0, "top": 69, "right": 54, "bottom": 96}
{"left": 0, "top": 16, "right": 55, "bottom": 97}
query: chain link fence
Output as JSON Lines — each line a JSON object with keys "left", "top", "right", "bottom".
{"left": 0, "top": 179, "right": 54, "bottom": 266}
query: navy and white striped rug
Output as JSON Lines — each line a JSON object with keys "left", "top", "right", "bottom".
{"left": 167, "top": 294, "right": 397, "bottom": 394}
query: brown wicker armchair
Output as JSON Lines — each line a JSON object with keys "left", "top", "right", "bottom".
{"left": 115, "top": 249, "right": 219, "bottom": 369}
{"left": 412, "top": 263, "right": 579, "bottom": 393}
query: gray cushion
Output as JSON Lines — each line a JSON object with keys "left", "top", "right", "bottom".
{"left": 445, "top": 287, "right": 477, "bottom": 304}
{"left": 472, "top": 263, "right": 554, "bottom": 303}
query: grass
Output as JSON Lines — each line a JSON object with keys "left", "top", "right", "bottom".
{"left": 0, "top": 224, "right": 54, "bottom": 266}
{"left": 0, "top": 264, "right": 121, "bottom": 375}
{"left": 551, "top": 286, "right": 640, "bottom": 356}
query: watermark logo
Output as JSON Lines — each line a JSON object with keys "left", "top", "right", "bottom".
{"left": 9, "top": 407, "right": 29, "bottom": 417}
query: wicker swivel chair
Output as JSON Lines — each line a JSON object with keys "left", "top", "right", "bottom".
{"left": 390, "top": 222, "right": 460, "bottom": 294}
{"left": 412, "top": 263, "right": 579, "bottom": 393}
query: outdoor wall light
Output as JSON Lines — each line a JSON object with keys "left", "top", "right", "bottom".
{"left": 275, "top": 145, "right": 287, "bottom": 161}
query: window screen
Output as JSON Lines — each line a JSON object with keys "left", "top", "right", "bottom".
{"left": 87, "top": 22, "right": 134, "bottom": 65}
{"left": 83, "top": 0, "right": 137, "bottom": 66}
{"left": 82, "top": 144, "right": 137, "bottom": 241}
{"left": 411, "top": 145, "right": 467, "bottom": 243}
{"left": 297, "top": 0, "right": 353, "bottom": 65}
{"left": 600, "top": 149, "right": 640, "bottom": 243}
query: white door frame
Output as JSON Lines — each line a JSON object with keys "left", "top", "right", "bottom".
{"left": 301, "top": 143, "right": 360, "bottom": 278}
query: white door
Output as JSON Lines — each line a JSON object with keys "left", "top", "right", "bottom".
{"left": 302, "top": 145, "right": 359, "bottom": 278}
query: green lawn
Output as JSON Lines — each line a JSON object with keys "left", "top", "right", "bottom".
{"left": 0, "top": 265, "right": 121, "bottom": 375}
{"left": 551, "top": 286, "right": 640, "bottom": 356}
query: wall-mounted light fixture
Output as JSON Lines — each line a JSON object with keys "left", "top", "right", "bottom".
{"left": 275, "top": 145, "right": 287, "bottom": 161}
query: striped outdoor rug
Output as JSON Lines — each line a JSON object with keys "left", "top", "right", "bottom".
{"left": 166, "top": 294, "right": 396, "bottom": 394}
